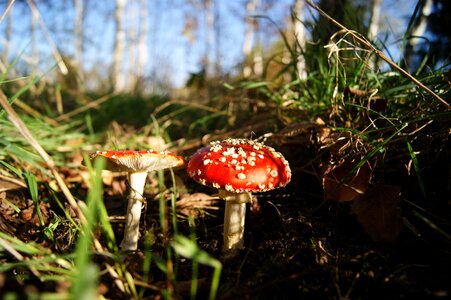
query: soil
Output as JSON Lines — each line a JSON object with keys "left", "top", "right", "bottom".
{"left": 1, "top": 128, "right": 450, "bottom": 299}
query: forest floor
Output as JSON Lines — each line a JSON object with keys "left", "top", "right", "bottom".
{"left": 1, "top": 120, "right": 450, "bottom": 299}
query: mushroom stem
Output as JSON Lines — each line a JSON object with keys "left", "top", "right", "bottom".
{"left": 120, "top": 171, "right": 148, "bottom": 251}
{"left": 219, "top": 190, "right": 252, "bottom": 252}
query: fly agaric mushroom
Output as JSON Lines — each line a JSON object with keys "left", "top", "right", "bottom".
{"left": 91, "top": 150, "right": 185, "bottom": 251}
{"left": 187, "top": 138, "right": 291, "bottom": 252}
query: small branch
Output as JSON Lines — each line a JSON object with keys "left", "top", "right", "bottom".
{"left": 0, "top": 0, "right": 15, "bottom": 24}
{"left": 56, "top": 93, "right": 113, "bottom": 121}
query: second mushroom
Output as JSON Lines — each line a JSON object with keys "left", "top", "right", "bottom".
{"left": 187, "top": 138, "right": 291, "bottom": 252}
{"left": 91, "top": 150, "right": 185, "bottom": 251}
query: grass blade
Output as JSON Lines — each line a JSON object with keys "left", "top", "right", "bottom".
{"left": 171, "top": 235, "right": 222, "bottom": 300}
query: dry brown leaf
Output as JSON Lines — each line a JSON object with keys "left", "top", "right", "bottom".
{"left": 177, "top": 192, "right": 219, "bottom": 218}
{"left": 351, "top": 185, "right": 403, "bottom": 242}
{"left": 322, "top": 160, "right": 372, "bottom": 202}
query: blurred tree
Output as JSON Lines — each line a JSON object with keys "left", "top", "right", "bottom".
{"left": 127, "top": 1, "right": 137, "bottom": 90}
{"left": 136, "top": 0, "right": 149, "bottom": 91}
{"left": 112, "top": 0, "right": 126, "bottom": 92}
{"left": 74, "top": 0, "right": 84, "bottom": 81}
{"left": 312, "top": 0, "right": 348, "bottom": 45}
{"left": 418, "top": 0, "right": 450, "bottom": 70}
{"left": 242, "top": 0, "right": 259, "bottom": 78}
{"left": 203, "top": 0, "right": 214, "bottom": 77}
{"left": 292, "top": 0, "right": 307, "bottom": 80}
{"left": 402, "top": 0, "right": 433, "bottom": 72}
{"left": 2, "top": 0, "right": 14, "bottom": 66}
{"left": 367, "top": 0, "right": 382, "bottom": 70}
{"left": 367, "top": 0, "right": 382, "bottom": 40}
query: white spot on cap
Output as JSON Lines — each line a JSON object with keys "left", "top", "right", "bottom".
{"left": 237, "top": 173, "right": 246, "bottom": 180}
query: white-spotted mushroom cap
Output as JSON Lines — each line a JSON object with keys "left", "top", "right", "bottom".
{"left": 187, "top": 138, "right": 291, "bottom": 193}
{"left": 92, "top": 150, "right": 186, "bottom": 172}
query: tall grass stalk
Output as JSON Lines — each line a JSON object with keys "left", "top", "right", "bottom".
{"left": 169, "top": 168, "right": 179, "bottom": 236}
{"left": 157, "top": 169, "right": 175, "bottom": 298}
{"left": 171, "top": 235, "right": 222, "bottom": 300}
{"left": 69, "top": 155, "right": 105, "bottom": 299}
{"left": 23, "top": 171, "right": 45, "bottom": 226}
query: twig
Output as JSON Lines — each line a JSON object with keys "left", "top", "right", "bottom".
{"left": 14, "top": 98, "right": 59, "bottom": 126}
{"left": 0, "top": 0, "right": 15, "bottom": 24}
{"left": 304, "top": 0, "right": 450, "bottom": 110}
{"left": 56, "top": 93, "right": 113, "bottom": 121}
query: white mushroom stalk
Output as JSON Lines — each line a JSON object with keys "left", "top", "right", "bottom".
{"left": 220, "top": 190, "right": 251, "bottom": 251}
{"left": 121, "top": 170, "right": 148, "bottom": 251}
{"left": 187, "top": 138, "right": 291, "bottom": 253}
{"left": 91, "top": 150, "right": 186, "bottom": 251}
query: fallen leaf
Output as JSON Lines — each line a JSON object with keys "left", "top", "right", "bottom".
{"left": 322, "top": 160, "right": 372, "bottom": 202}
{"left": 351, "top": 185, "right": 403, "bottom": 242}
{"left": 177, "top": 193, "right": 219, "bottom": 218}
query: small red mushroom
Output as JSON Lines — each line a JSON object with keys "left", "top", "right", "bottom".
{"left": 91, "top": 150, "right": 185, "bottom": 251}
{"left": 187, "top": 138, "right": 291, "bottom": 252}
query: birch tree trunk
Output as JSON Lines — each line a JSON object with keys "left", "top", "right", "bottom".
{"left": 112, "top": 0, "right": 127, "bottom": 92}
{"left": 127, "top": 1, "right": 137, "bottom": 91}
{"left": 293, "top": 0, "right": 307, "bottom": 80}
{"left": 203, "top": 0, "right": 214, "bottom": 77}
{"left": 404, "top": 0, "right": 433, "bottom": 71}
{"left": 29, "top": 1, "right": 39, "bottom": 79}
{"left": 136, "top": 0, "right": 148, "bottom": 90}
{"left": 368, "top": 0, "right": 382, "bottom": 70}
{"left": 368, "top": 0, "right": 382, "bottom": 40}
{"left": 242, "top": 0, "right": 259, "bottom": 77}
{"left": 214, "top": 2, "right": 221, "bottom": 76}
{"left": 314, "top": 0, "right": 347, "bottom": 45}
{"left": 74, "top": 0, "right": 84, "bottom": 76}
{"left": 3, "top": 0, "right": 14, "bottom": 65}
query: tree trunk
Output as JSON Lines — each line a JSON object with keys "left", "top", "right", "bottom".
{"left": 368, "top": 0, "right": 382, "bottom": 70}
{"left": 74, "top": 0, "right": 84, "bottom": 77}
{"left": 3, "top": 0, "right": 14, "bottom": 65}
{"left": 127, "top": 1, "right": 137, "bottom": 91}
{"left": 203, "top": 0, "right": 214, "bottom": 77}
{"left": 113, "top": 0, "right": 127, "bottom": 92}
{"left": 368, "top": 0, "right": 382, "bottom": 40}
{"left": 214, "top": 2, "right": 221, "bottom": 76}
{"left": 30, "top": 1, "right": 38, "bottom": 76}
{"left": 136, "top": 0, "right": 149, "bottom": 90}
{"left": 242, "top": 0, "right": 259, "bottom": 77}
{"left": 403, "top": 0, "right": 433, "bottom": 72}
{"left": 293, "top": 0, "right": 307, "bottom": 80}
{"left": 313, "top": 0, "right": 347, "bottom": 44}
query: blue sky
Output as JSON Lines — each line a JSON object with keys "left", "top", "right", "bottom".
{"left": 0, "top": 0, "right": 417, "bottom": 89}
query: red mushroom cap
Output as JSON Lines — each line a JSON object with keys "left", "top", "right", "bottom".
{"left": 187, "top": 138, "right": 291, "bottom": 193}
{"left": 92, "top": 150, "right": 186, "bottom": 172}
